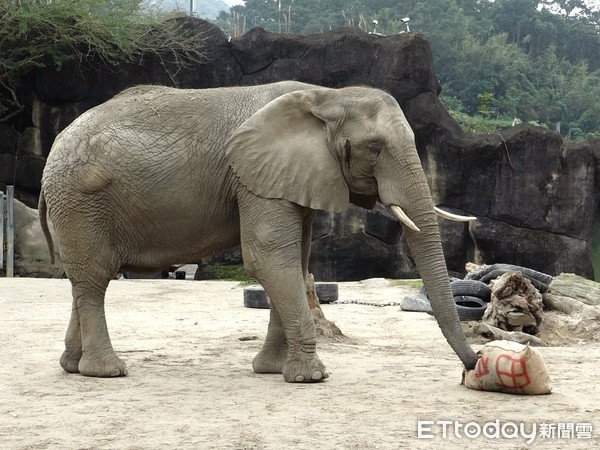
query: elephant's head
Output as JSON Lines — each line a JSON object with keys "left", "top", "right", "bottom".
{"left": 226, "top": 86, "right": 479, "bottom": 369}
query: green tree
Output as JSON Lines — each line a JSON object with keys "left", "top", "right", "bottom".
{"left": 211, "top": 0, "right": 600, "bottom": 140}
{"left": 0, "top": 0, "right": 205, "bottom": 120}
{"left": 540, "top": 0, "right": 592, "bottom": 17}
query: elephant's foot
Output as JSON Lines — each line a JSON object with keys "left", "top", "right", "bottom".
{"left": 60, "top": 350, "right": 82, "bottom": 373}
{"left": 282, "top": 351, "right": 329, "bottom": 383}
{"left": 252, "top": 341, "right": 287, "bottom": 374}
{"left": 78, "top": 350, "right": 128, "bottom": 377}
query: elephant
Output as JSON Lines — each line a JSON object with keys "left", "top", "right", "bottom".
{"left": 39, "top": 80, "right": 479, "bottom": 382}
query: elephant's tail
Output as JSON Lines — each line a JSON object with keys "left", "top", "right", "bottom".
{"left": 38, "top": 190, "right": 55, "bottom": 265}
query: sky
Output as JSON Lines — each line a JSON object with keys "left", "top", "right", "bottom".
{"left": 222, "top": 0, "right": 600, "bottom": 8}
{"left": 218, "top": 0, "right": 600, "bottom": 9}
{"left": 219, "top": 0, "right": 600, "bottom": 12}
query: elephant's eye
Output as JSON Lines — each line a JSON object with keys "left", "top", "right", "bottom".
{"left": 368, "top": 143, "right": 382, "bottom": 156}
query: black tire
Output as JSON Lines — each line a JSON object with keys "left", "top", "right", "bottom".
{"left": 454, "top": 295, "right": 489, "bottom": 321}
{"left": 420, "top": 279, "right": 491, "bottom": 302}
{"left": 243, "top": 285, "right": 270, "bottom": 309}
{"left": 316, "top": 282, "right": 338, "bottom": 304}
{"left": 450, "top": 280, "right": 491, "bottom": 302}
{"left": 243, "top": 283, "right": 339, "bottom": 308}
{"left": 412, "top": 291, "right": 488, "bottom": 321}
{"left": 465, "top": 264, "right": 552, "bottom": 292}
{"left": 425, "top": 296, "right": 488, "bottom": 321}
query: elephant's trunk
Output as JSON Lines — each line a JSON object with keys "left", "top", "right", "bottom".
{"left": 403, "top": 216, "right": 479, "bottom": 370}
{"left": 377, "top": 154, "right": 479, "bottom": 370}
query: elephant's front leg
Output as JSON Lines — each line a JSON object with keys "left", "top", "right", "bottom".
{"left": 239, "top": 194, "right": 328, "bottom": 383}
{"left": 254, "top": 269, "right": 328, "bottom": 382}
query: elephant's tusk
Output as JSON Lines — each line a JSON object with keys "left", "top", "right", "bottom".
{"left": 434, "top": 206, "right": 477, "bottom": 222}
{"left": 390, "top": 205, "right": 420, "bottom": 232}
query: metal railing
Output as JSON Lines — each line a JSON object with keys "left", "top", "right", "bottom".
{"left": 1, "top": 186, "right": 14, "bottom": 277}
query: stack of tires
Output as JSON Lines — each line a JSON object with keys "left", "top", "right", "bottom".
{"left": 401, "top": 264, "right": 552, "bottom": 321}
{"left": 399, "top": 279, "right": 492, "bottom": 321}
{"left": 432, "top": 279, "right": 491, "bottom": 321}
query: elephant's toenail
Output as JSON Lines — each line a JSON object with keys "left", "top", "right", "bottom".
{"left": 111, "top": 368, "right": 122, "bottom": 377}
{"left": 312, "top": 371, "right": 322, "bottom": 380}
{"left": 295, "top": 375, "right": 305, "bottom": 382}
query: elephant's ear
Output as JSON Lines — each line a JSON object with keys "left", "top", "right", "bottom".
{"left": 225, "top": 89, "right": 349, "bottom": 213}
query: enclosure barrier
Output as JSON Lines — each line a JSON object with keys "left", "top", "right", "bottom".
{"left": 1, "top": 186, "right": 14, "bottom": 277}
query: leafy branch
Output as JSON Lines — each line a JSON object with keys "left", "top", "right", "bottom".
{"left": 0, "top": 0, "right": 207, "bottom": 120}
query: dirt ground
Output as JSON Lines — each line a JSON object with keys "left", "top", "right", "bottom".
{"left": 1, "top": 278, "right": 599, "bottom": 449}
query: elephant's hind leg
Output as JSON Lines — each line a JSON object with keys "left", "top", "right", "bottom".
{"left": 58, "top": 220, "right": 127, "bottom": 377}
{"left": 60, "top": 290, "right": 83, "bottom": 373}
{"left": 68, "top": 278, "right": 128, "bottom": 377}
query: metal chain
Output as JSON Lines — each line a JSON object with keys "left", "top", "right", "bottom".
{"left": 332, "top": 300, "right": 401, "bottom": 307}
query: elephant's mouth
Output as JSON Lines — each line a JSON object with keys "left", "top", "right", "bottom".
{"left": 389, "top": 204, "right": 477, "bottom": 231}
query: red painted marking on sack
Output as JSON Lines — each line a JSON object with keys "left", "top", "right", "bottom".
{"left": 474, "top": 356, "right": 490, "bottom": 378}
{"left": 494, "top": 353, "right": 531, "bottom": 388}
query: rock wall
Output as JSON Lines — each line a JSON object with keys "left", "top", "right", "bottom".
{"left": 2, "top": 198, "right": 64, "bottom": 278}
{"left": 1, "top": 18, "right": 598, "bottom": 279}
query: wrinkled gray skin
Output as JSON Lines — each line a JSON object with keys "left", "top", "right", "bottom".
{"left": 39, "top": 81, "right": 478, "bottom": 382}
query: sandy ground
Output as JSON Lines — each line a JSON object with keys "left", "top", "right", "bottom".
{"left": 1, "top": 278, "right": 599, "bottom": 449}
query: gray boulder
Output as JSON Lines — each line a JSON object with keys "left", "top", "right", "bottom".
{"left": 8, "top": 198, "right": 63, "bottom": 278}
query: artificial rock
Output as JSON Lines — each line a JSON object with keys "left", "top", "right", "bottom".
{"left": 1, "top": 18, "right": 598, "bottom": 279}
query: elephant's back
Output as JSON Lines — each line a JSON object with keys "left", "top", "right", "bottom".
{"left": 63, "top": 80, "right": 318, "bottom": 140}
{"left": 110, "top": 81, "right": 317, "bottom": 127}
{"left": 43, "top": 81, "right": 319, "bottom": 197}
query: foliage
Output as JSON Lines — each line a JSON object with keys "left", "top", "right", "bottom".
{"left": 3, "top": 0, "right": 598, "bottom": 140}
{"left": 389, "top": 279, "right": 424, "bottom": 289}
{"left": 212, "top": 0, "right": 600, "bottom": 141}
{"left": 0, "top": 0, "right": 206, "bottom": 120}
{"left": 200, "top": 264, "right": 256, "bottom": 284}
{"left": 446, "top": 109, "right": 515, "bottom": 135}
{"left": 477, "top": 92, "right": 494, "bottom": 117}
{"left": 444, "top": 97, "right": 550, "bottom": 135}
